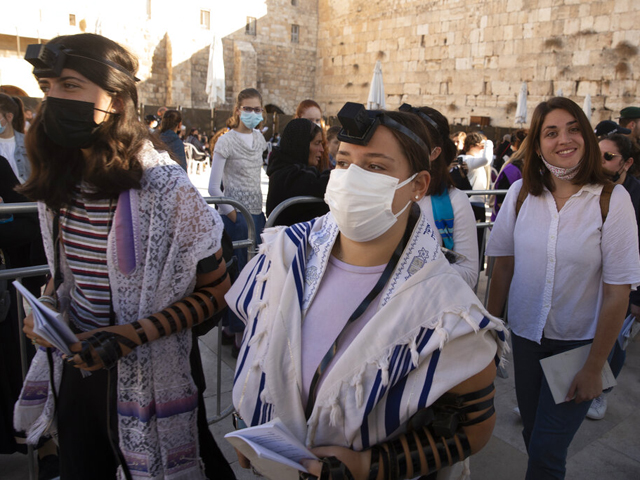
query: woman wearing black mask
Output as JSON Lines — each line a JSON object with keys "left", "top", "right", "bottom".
{"left": 16, "top": 34, "right": 235, "bottom": 480}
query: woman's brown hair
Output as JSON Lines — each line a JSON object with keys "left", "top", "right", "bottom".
{"left": 19, "top": 33, "right": 152, "bottom": 210}
{"left": 226, "top": 88, "right": 263, "bottom": 129}
{"left": 522, "top": 97, "right": 608, "bottom": 196}
{"left": 295, "top": 99, "right": 330, "bottom": 172}
{"left": 378, "top": 110, "right": 434, "bottom": 175}
{"left": 0, "top": 93, "right": 25, "bottom": 134}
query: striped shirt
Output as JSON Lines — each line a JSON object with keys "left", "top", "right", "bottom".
{"left": 60, "top": 190, "right": 116, "bottom": 331}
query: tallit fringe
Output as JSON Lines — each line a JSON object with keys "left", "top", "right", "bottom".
{"left": 350, "top": 368, "right": 365, "bottom": 408}
{"left": 456, "top": 458, "right": 471, "bottom": 480}
{"left": 329, "top": 397, "right": 343, "bottom": 427}
{"left": 306, "top": 410, "right": 320, "bottom": 447}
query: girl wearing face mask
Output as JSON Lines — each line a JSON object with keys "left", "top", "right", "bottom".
{"left": 16, "top": 33, "right": 234, "bottom": 480}
{"left": 228, "top": 107, "right": 507, "bottom": 480}
{"left": 208, "top": 88, "right": 268, "bottom": 265}
{"left": 0, "top": 93, "right": 30, "bottom": 184}
{"left": 265, "top": 118, "right": 330, "bottom": 226}
{"left": 295, "top": 99, "right": 331, "bottom": 172}
{"left": 487, "top": 97, "right": 640, "bottom": 480}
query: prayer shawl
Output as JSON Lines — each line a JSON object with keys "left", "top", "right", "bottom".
{"left": 15, "top": 142, "right": 223, "bottom": 480}
{"left": 229, "top": 211, "right": 507, "bottom": 452}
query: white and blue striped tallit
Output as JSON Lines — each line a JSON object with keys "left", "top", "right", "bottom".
{"left": 228, "top": 210, "right": 507, "bottom": 457}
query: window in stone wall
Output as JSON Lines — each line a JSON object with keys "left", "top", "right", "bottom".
{"left": 69, "top": 14, "right": 76, "bottom": 26}
{"left": 246, "top": 17, "right": 257, "bottom": 35}
{"left": 200, "top": 10, "right": 211, "bottom": 30}
{"left": 291, "top": 24, "right": 299, "bottom": 43}
{"left": 291, "top": 0, "right": 298, "bottom": 5}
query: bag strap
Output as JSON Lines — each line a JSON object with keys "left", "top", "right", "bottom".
{"left": 515, "top": 184, "right": 528, "bottom": 218}
{"left": 431, "top": 190, "right": 455, "bottom": 250}
{"left": 516, "top": 182, "right": 614, "bottom": 223}
{"left": 600, "top": 183, "right": 614, "bottom": 224}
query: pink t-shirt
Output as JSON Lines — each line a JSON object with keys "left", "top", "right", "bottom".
{"left": 301, "top": 255, "right": 385, "bottom": 407}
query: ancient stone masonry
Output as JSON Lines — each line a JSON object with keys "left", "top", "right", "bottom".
{"left": 222, "top": 0, "right": 318, "bottom": 114}
{"left": 315, "top": 0, "right": 640, "bottom": 127}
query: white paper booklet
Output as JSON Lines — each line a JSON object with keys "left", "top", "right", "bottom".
{"left": 540, "top": 344, "right": 617, "bottom": 405}
{"left": 13, "top": 281, "right": 78, "bottom": 356}
{"left": 225, "top": 418, "right": 317, "bottom": 480}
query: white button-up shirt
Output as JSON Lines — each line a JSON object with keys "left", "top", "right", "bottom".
{"left": 487, "top": 180, "right": 640, "bottom": 343}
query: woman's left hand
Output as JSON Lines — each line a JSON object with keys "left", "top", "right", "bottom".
{"left": 301, "top": 446, "right": 370, "bottom": 480}
{"left": 65, "top": 331, "right": 106, "bottom": 371}
{"left": 566, "top": 365, "right": 603, "bottom": 403}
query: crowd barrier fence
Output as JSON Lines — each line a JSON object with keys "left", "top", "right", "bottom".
{"left": 0, "top": 189, "right": 507, "bottom": 478}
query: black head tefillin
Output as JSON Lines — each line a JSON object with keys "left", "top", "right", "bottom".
{"left": 24, "top": 43, "right": 138, "bottom": 81}
{"left": 336, "top": 102, "right": 430, "bottom": 166}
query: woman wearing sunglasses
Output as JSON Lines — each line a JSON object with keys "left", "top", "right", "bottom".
{"left": 586, "top": 133, "right": 640, "bottom": 420}
{"left": 487, "top": 97, "right": 640, "bottom": 479}
{"left": 229, "top": 105, "right": 507, "bottom": 480}
{"left": 16, "top": 33, "right": 233, "bottom": 480}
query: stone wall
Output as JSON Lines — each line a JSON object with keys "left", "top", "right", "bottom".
{"left": 315, "top": 0, "right": 640, "bottom": 127}
{"left": 222, "top": 0, "right": 318, "bottom": 114}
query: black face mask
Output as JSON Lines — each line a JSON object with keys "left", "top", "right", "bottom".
{"left": 42, "top": 97, "right": 102, "bottom": 149}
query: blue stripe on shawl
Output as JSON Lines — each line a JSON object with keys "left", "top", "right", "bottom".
{"left": 418, "top": 349, "right": 441, "bottom": 408}
{"left": 384, "top": 376, "right": 408, "bottom": 437}
{"left": 234, "top": 259, "right": 269, "bottom": 383}
{"left": 360, "top": 370, "right": 383, "bottom": 449}
{"left": 497, "top": 329, "right": 505, "bottom": 341}
{"left": 234, "top": 255, "right": 266, "bottom": 321}
{"left": 479, "top": 316, "right": 490, "bottom": 329}
{"left": 285, "top": 221, "right": 315, "bottom": 308}
{"left": 251, "top": 373, "right": 267, "bottom": 427}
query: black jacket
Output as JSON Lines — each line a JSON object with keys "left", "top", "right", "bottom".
{"left": 266, "top": 119, "right": 330, "bottom": 226}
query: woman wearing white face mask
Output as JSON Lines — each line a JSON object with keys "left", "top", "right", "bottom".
{"left": 228, "top": 104, "right": 507, "bottom": 480}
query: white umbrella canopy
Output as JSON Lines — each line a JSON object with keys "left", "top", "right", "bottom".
{"left": 515, "top": 82, "right": 527, "bottom": 125}
{"left": 206, "top": 34, "right": 226, "bottom": 108}
{"left": 582, "top": 94, "right": 592, "bottom": 122}
{"left": 367, "top": 60, "right": 386, "bottom": 110}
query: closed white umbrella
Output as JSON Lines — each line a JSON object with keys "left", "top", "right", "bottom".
{"left": 556, "top": 88, "right": 563, "bottom": 97}
{"left": 367, "top": 60, "right": 386, "bottom": 110}
{"left": 206, "top": 35, "right": 225, "bottom": 108}
{"left": 582, "top": 94, "right": 592, "bottom": 122}
{"left": 515, "top": 82, "right": 527, "bottom": 125}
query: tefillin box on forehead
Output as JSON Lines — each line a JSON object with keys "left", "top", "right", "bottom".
{"left": 24, "top": 44, "right": 68, "bottom": 78}
{"left": 337, "top": 102, "right": 380, "bottom": 146}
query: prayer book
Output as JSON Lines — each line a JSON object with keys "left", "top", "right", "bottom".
{"left": 540, "top": 344, "right": 617, "bottom": 405}
{"left": 225, "top": 418, "right": 317, "bottom": 480}
{"left": 13, "top": 281, "right": 78, "bottom": 356}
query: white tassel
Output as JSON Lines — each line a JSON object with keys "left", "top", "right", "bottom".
{"left": 377, "top": 355, "right": 390, "bottom": 387}
{"left": 457, "top": 457, "right": 471, "bottom": 480}
{"left": 351, "top": 369, "right": 365, "bottom": 408}
{"left": 459, "top": 309, "right": 480, "bottom": 333}
{"left": 409, "top": 335, "right": 420, "bottom": 368}
{"left": 248, "top": 301, "right": 268, "bottom": 319}
{"left": 255, "top": 272, "right": 269, "bottom": 284}
{"left": 329, "top": 398, "right": 343, "bottom": 427}
{"left": 434, "top": 317, "right": 449, "bottom": 350}
{"left": 248, "top": 329, "right": 266, "bottom": 346}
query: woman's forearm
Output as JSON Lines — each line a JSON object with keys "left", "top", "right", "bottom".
{"left": 486, "top": 256, "right": 514, "bottom": 317}
{"left": 584, "top": 282, "right": 630, "bottom": 373}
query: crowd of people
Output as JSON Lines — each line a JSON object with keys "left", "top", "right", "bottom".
{"left": 1, "top": 32, "right": 639, "bottom": 480}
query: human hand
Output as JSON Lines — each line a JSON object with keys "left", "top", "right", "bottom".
{"left": 235, "top": 448, "right": 251, "bottom": 469}
{"left": 301, "top": 445, "right": 370, "bottom": 480}
{"left": 630, "top": 303, "right": 640, "bottom": 318}
{"left": 23, "top": 312, "right": 55, "bottom": 349}
{"left": 226, "top": 210, "right": 237, "bottom": 223}
{"left": 566, "top": 365, "right": 602, "bottom": 403}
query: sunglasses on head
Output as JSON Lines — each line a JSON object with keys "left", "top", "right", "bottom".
{"left": 603, "top": 152, "right": 621, "bottom": 161}
{"left": 240, "top": 106, "right": 262, "bottom": 114}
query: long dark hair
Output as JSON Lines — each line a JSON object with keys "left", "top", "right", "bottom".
{"left": 410, "top": 106, "right": 457, "bottom": 195}
{"left": 19, "top": 33, "right": 150, "bottom": 210}
{"left": 295, "top": 99, "right": 330, "bottom": 172}
{"left": 522, "top": 97, "right": 607, "bottom": 196}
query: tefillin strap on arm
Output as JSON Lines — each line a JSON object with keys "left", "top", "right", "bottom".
{"left": 77, "top": 252, "right": 227, "bottom": 369}
{"left": 361, "top": 384, "right": 495, "bottom": 480}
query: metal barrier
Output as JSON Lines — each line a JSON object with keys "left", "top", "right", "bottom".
{"left": 264, "top": 196, "right": 325, "bottom": 229}
{"left": 0, "top": 198, "right": 256, "bottom": 477}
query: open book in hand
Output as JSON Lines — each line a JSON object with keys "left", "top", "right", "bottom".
{"left": 225, "top": 418, "right": 318, "bottom": 480}
{"left": 13, "top": 281, "right": 78, "bottom": 356}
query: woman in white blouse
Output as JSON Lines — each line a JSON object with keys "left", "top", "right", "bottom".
{"left": 486, "top": 97, "right": 640, "bottom": 480}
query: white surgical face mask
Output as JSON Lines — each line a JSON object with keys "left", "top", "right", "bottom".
{"left": 324, "top": 164, "right": 417, "bottom": 242}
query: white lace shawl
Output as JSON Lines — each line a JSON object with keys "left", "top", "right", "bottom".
{"left": 229, "top": 212, "right": 508, "bottom": 452}
{"left": 14, "top": 143, "right": 223, "bottom": 480}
